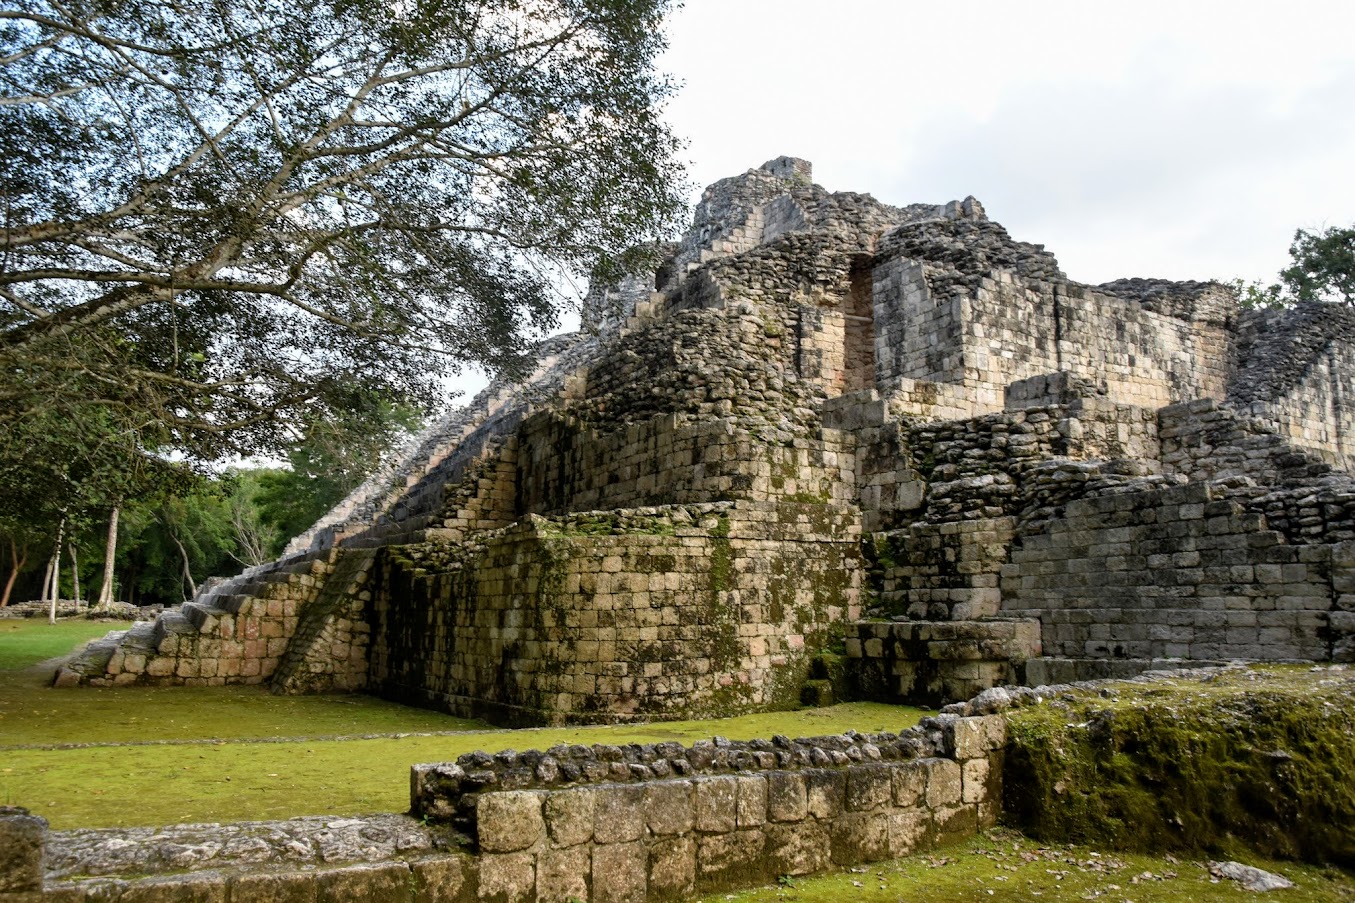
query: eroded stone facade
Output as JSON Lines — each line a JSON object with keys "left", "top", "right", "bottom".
{"left": 64, "top": 157, "right": 1355, "bottom": 715}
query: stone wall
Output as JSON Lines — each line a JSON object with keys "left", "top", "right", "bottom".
{"left": 410, "top": 715, "right": 1005, "bottom": 903}
{"left": 845, "top": 621, "right": 1041, "bottom": 706}
{"left": 1000, "top": 481, "right": 1339, "bottom": 663}
{"left": 368, "top": 502, "right": 861, "bottom": 724}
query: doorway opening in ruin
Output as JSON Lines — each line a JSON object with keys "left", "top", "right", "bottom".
{"left": 844, "top": 258, "right": 876, "bottom": 393}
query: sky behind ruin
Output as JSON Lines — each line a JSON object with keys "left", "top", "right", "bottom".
{"left": 659, "top": 0, "right": 1355, "bottom": 287}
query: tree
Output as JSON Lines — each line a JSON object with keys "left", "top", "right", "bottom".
{"left": 1, "top": 0, "right": 685, "bottom": 461}
{"left": 1235, "top": 224, "right": 1355, "bottom": 309}
{"left": 1279, "top": 225, "right": 1355, "bottom": 307}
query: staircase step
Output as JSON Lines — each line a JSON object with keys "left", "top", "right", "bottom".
{"left": 121, "top": 622, "right": 159, "bottom": 654}
{"left": 152, "top": 611, "right": 196, "bottom": 646}
{"left": 182, "top": 601, "right": 224, "bottom": 631}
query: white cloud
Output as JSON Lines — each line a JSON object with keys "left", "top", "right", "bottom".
{"left": 658, "top": 0, "right": 1355, "bottom": 286}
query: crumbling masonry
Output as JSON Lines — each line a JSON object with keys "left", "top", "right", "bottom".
{"left": 63, "top": 157, "right": 1355, "bottom": 718}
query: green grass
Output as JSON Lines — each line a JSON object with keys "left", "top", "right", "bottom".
{"left": 710, "top": 829, "right": 1355, "bottom": 903}
{"left": 0, "top": 618, "right": 921, "bottom": 829}
{"left": 0, "top": 618, "right": 132, "bottom": 670}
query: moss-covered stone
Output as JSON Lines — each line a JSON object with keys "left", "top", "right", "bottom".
{"left": 1002, "top": 667, "right": 1355, "bottom": 866}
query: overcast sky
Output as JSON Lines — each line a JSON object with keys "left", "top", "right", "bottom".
{"left": 658, "top": 0, "right": 1355, "bottom": 287}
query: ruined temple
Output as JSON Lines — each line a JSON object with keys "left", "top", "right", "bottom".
{"left": 62, "top": 157, "right": 1355, "bottom": 722}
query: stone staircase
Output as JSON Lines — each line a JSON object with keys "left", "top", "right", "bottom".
{"left": 57, "top": 554, "right": 334, "bottom": 688}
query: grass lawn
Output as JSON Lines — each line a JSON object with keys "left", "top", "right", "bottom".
{"left": 711, "top": 829, "right": 1355, "bottom": 903}
{"left": 0, "top": 618, "right": 133, "bottom": 670}
{"left": 0, "top": 618, "right": 920, "bottom": 829}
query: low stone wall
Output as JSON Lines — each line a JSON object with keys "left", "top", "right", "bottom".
{"left": 412, "top": 714, "right": 1005, "bottom": 902}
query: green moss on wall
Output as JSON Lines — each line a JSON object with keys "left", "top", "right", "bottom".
{"left": 1003, "top": 667, "right": 1355, "bottom": 867}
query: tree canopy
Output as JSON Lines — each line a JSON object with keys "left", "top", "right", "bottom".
{"left": 1237, "top": 223, "right": 1355, "bottom": 309}
{"left": 1, "top": 0, "right": 685, "bottom": 460}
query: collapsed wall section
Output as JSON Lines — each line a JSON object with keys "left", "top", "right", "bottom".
{"left": 368, "top": 501, "right": 862, "bottom": 724}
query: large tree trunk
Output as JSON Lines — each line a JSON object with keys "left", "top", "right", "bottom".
{"left": 96, "top": 506, "right": 119, "bottom": 612}
{"left": 1, "top": 538, "right": 26, "bottom": 608}
{"left": 47, "top": 517, "right": 66, "bottom": 624}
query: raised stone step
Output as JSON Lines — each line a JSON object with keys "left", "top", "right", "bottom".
{"left": 151, "top": 611, "right": 196, "bottom": 647}
{"left": 182, "top": 601, "right": 224, "bottom": 631}
{"left": 121, "top": 622, "right": 159, "bottom": 655}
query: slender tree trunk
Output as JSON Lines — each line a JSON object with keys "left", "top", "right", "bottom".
{"left": 97, "top": 506, "right": 119, "bottom": 612}
{"left": 170, "top": 532, "right": 195, "bottom": 603}
{"left": 69, "top": 543, "right": 81, "bottom": 604}
{"left": 47, "top": 517, "right": 66, "bottom": 624}
{"left": 2, "top": 538, "right": 27, "bottom": 608}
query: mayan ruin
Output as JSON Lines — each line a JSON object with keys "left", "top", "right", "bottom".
{"left": 52, "top": 157, "right": 1355, "bottom": 728}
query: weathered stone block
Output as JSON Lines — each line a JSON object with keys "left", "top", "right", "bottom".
{"left": 766, "top": 771, "right": 808, "bottom": 822}
{"left": 698, "top": 830, "right": 767, "bottom": 890}
{"left": 888, "top": 810, "right": 931, "bottom": 857}
{"left": 545, "top": 787, "right": 594, "bottom": 847}
{"left": 592, "top": 841, "right": 646, "bottom": 903}
{"left": 648, "top": 835, "right": 696, "bottom": 901}
{"left": 0, "top": 808, "right": 46, "bottom": 893}
{"left": 924, "top": 758, "right": 963, "bottom": 808}
{"left": 962, "top": 757, "right": 991, "bottom": 804}
{"left": 644, "top": 780, "right": 695, "bottom": 835}
{"left": 933, "top": 804, "right": 979, "bottom": 844}
{"left": 804, "top": 768, "right": 845, "bottom": 819}
{"left": 478, "top": 791, "right": 545, "bottom": 853}
{"left": 412, "top": 855, "right": 476, "bottom": 903}
{"left": 229, "top": 870, "right": 316, "bottom": 903}
{"left": 316, "top": 863, "right": 410, "bottom": 902}
{"left": 892, "top": 761, "right": 928, "bottom": 808}
{"left": 537, "top": 845, "right": 590, "bottom": 903}
{"left": 593, "top": 785, "right": 644, "bottom": 844}
{"left": 764, "top": 820, "right": 830, "bottom": 876}
{"left": 845, "top": 763, "right": 893, "bottom": 812}
{"left": 478, "top": 852, "right": 536, "bottom": 903}
{"left": 119, "top": 872, "right": 229, "bottom": 903}
{"left": 695, "top": 775, "right": 739, "bottom": 832}
{"left": 830, "top": 812, "right": 890, "bottom": 866}
{"left": 951, "top": 715, "right": 1007, "bottom": 760}
{"left": 736, "top": 774, "right": 767, "bottom": 827}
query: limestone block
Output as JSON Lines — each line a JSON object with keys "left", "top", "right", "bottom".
{"left": 537, "top": 845, "right": 590, "bottom": 903}
{"left": 0, "top": 808, "right": 47, "bottom": 893}
{"left": 594, "top": 785, "right": 644, "bottom": 843}
{"left": 736, "top": 775, "right": 767, "bottom": 827}
{"left": 412, "top": 855, "right": 476, "bottom": 903}
{"left": 962, "top": 758, "right": 991, "bottom": 804}
{"left": 478, "top": 791, "right": 545, "bottom": 853}
{"left": 592, "top": 841, "right": 646, "bottom": 903}
{"left": 845, "top": 764, "right": 893, "bottom": 812}
{"left": 644, "top": 781, "right": 695, "bottom": 835}
{"left": 697, "top": 830, "right": 767, "bottom": 890}
{"left": 933, "top": 804, "right": 979, "bottom": 844}
{"left": 830, "top": 812, "right": 890, "bottom": 866}
{"left": 888, "top": 810, "right": 932, "bottom": 858}
{"left": 766, "top": 772, "right": 808, "bottom": 822}
{"left": 478, "top": 852, "right": 536, "bottom": 903}
{"left": 695, "top": 775, "right": 739, "bottom": 832}
{"left": 951, "top": 715, "right": 1007, "bottom": 760}
{"left": 805, "top": 768, "right": 846, "bottom": 819}
{"left": 230, "top": 870, "right": 316, "bottom": 903}
{"left": 924, "top": 759, "right": 963, "bottom": 808}
{"left": 892, "top": 761, "right": 928, "bottom": 808}
{"left": 648, "top": 835, "right": 696, "bottom": 901}
{"left": 119, "top": 872, "right": 229, "bottom": 903}
{"left": 764, "top": 821, "right": 830, "bottom": 876}
{"left": 315, "top": 863, "right": 410, "bottom": 903}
